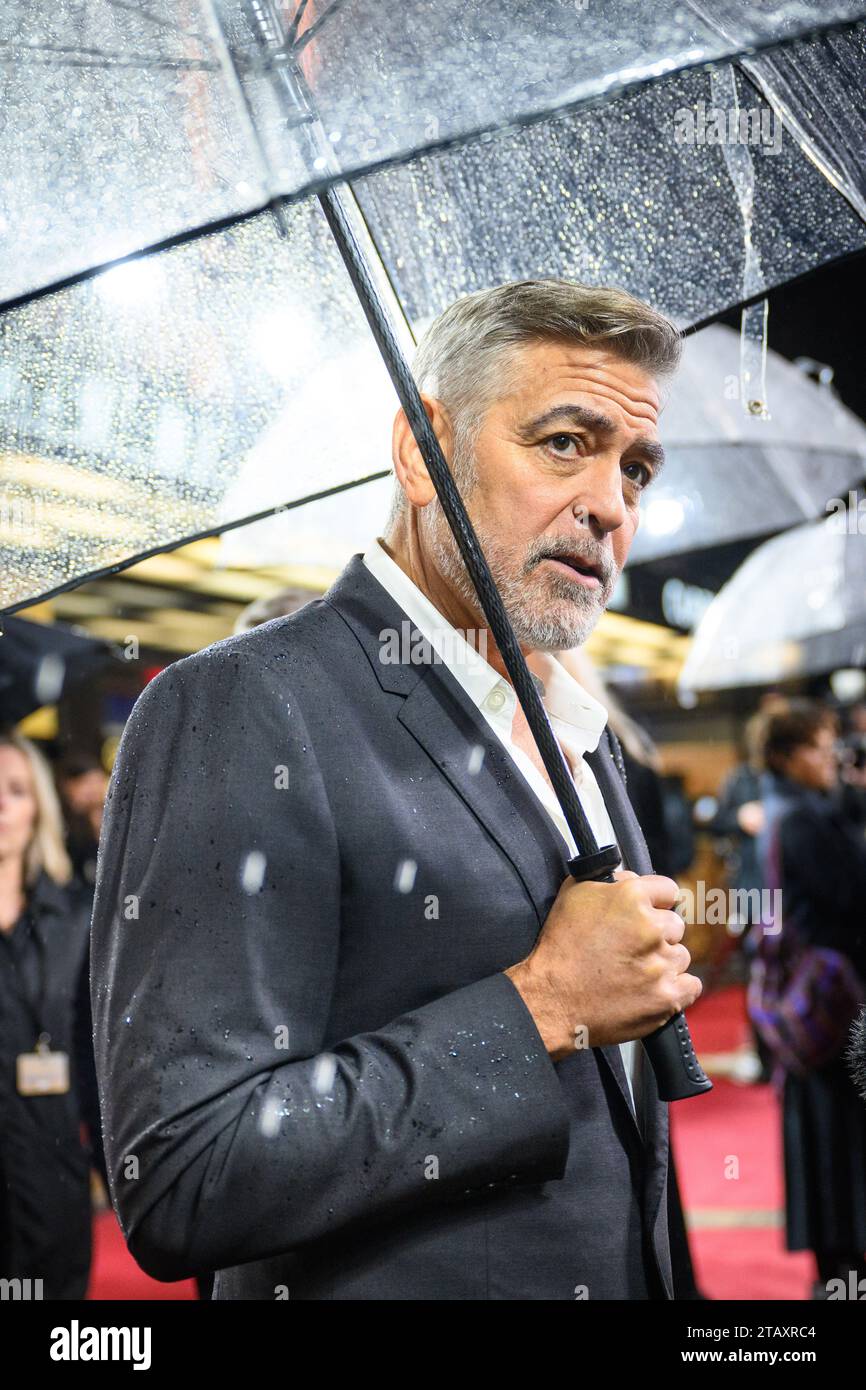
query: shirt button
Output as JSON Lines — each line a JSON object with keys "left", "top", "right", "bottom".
{"left": 484, "top": 686, "right": 508, "bottom": 712}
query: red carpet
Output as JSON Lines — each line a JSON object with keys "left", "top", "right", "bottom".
{"left": 87, "top": 1210, "right": 197, "bottom": 1300}
{"left": 672, "top": 985, "right": 816, "bottom": 1300}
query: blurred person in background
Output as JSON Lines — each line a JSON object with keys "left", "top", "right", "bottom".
{"left": 232, "top": 585, "right": 315, "bottom": 635}
{"left": 705, "top": 704, "right": 788, "bottom": 1085}
{"left": 55, "top": 752, "right": 109, "bottom": 895}
{"left": 750, "top": 701, "right": 866, "bottom": 1298}
{"left": 0, "top": 732, "right": 102, "bottom": 1298}
{"left": 837, "top": 701, "right": 866, "bottom": 830}
{"left": 707, "top": 708, "right": 769, "bottom": 922}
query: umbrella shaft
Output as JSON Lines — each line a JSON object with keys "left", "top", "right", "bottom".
{"left": 318, "top": 186, "right": 599, "bottom": 856}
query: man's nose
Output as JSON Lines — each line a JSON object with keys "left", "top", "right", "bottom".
{"left": 572, "top": 457, "right": 629, "bottom": 537}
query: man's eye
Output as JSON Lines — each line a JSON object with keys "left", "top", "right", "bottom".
{"left": 624, "top": 461, "right": 653, "bottom": 488}
{"left": 546, "top": 433, "right": 580, "bottom": 456}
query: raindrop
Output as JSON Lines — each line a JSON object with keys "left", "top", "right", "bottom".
{"left": 34, "top": 652, "right": 65, "bottom": 705}
{"left": 394, "top": 859, "right": 417, "bottom": 893}
{"left": 258, "top": 1094, "right": 282, "bottom": 1139}
{"left": 240, "top": 849, "right": 266, "bottom": 893}
{"left": 467, "top": 745, "right": 485, "bottom": 775}
{"left": 312, "top": 1053, "right": 337, "bottom": 1096}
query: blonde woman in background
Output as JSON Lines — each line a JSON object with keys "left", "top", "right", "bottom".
{"left": 0, "top": 731, "right": 100, "bottom": 1299}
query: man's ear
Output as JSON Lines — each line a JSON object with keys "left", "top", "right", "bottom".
{"left": 391, "top": 394, "right": 454, "bottom": 509}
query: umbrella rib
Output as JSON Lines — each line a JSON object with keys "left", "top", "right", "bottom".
{"left": 0, "top": 41, "right": 219, "bottom": 71}
{"left": 0, "top": 470, "right": 393, "bottom": 620}
{"left": 104, "top": 0, "right": 209, "bottom": 44}
{"left": 287, "top": 0, "right": 311, "bottom": 46}
{"left": 2, "top": 14, "right": 865, "bottom": 313}
{"left": 291, "top": 0, "right": 353, "bottom": 54}
{"left": 0, "top": 205, "right": 268, "bottom": 319}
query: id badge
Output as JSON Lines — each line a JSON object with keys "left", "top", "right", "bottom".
{"left": 16, "top": 1038, "right": 70, "bottom": 1096}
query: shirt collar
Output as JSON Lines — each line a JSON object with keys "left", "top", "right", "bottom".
{"left": 362, "top": 537, "right": 608, "bottom": 754}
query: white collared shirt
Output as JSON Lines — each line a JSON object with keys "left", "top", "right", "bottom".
{"left": 363, "top": 537, "right": 641, "bottom": 1117}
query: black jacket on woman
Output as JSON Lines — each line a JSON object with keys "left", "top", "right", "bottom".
{"left": 757, "top": 774, "right": 866, "bottom": 1256}
{"left": 0, "top": 870, "right": 98, "bottom": 1298}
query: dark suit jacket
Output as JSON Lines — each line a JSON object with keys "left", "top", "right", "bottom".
{"left": 90, "top": 552, "right": 676, "bottom": 1300}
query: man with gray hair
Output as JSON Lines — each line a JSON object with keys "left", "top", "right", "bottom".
{"left": 92, "top": 278, "right": 701, "bottom": 1301}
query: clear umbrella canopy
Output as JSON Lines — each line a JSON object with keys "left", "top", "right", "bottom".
{"left": 4, "top": 0, "right": 866, "bottom": 306}
{"left": 678, "top": 509, "right": 866, "bottom": 692}
{"left": 3, "top": 1, "right": 866, "bottom": 610}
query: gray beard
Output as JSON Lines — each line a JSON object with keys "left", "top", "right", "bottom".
{"left": 422, "top": 472, "right": 615, "bottom": 652}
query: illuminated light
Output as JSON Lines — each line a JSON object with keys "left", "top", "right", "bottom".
{"left": 830, "top": 668, "right": 866, "bottom": 702}
{"left": 644, "top": 497, "right": 685, "bottom": 537}
{"left": 93, "top": 258, "right": 166, "bottom": 306}
{"left": 248, "top": 306, "right": 320, "bottom": 383}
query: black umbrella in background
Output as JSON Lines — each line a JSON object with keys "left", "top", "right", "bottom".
{"left": 0, "top": 615, "right": 114, "bottom": 729}
{"left": 9, "top": 1, "right": 866, "bottom": 1096}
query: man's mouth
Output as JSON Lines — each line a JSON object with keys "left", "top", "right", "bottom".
{"left": 539, "top": 553, "right": 604, "bottom": 590}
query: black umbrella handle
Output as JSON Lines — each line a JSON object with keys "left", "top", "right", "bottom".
{"left": 567, "top": 849, "right": 712, "bottom": 1100}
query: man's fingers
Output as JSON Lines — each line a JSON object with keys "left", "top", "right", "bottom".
{"left": 678, "top": 973, "right": 703, "bottom": 1010}
{"left": 663, "top": 941, "right": 691, "bottom": 974}
{"left": 636, "top": 873, "right": 681, "bottom": 909}
{"left": 613, "top": 868, "right": 638, "bottom": 881}
{"left": 658, "top": 908, "right": 686, "bottom": 945}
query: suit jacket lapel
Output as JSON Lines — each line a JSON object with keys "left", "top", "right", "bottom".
{"left": 397, "top": 670, "right": 571, "bottom": 935}
{"left": 324, "top": 554, "right": 571, "bottom": 934}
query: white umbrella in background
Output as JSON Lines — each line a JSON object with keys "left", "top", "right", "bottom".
{"left": 678, "top": 509, "right": 866, "bottom": 693}
{"left": 629, "top": 323, "right": 866, "bottom": 565}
